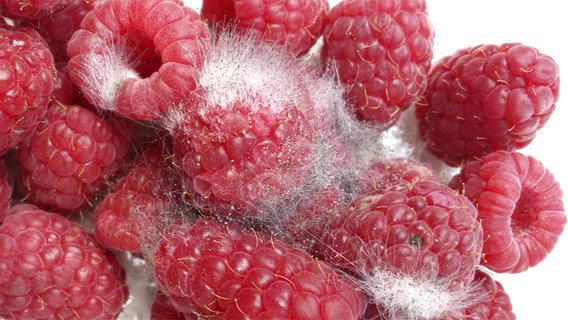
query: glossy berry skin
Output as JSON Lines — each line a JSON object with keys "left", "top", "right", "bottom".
{"left": 448, "top": 151, "right": 566, "bottom": 273}
{"left": 416, "top": 43, "right": 560, "bottom": 166}
{"left": 67, "top": 0, "right": 210, "bottom": 120}
{"left": 316, "top": 179, "right": 483, "bottom": 290}
{"left": 0, "top": 26, "right": 56, "bottom": 156}
{"left": 153, "top": 218, "right": 367, "bottom": 320}
{"left": 450, "top": 269, "right": 516, "bottom": 320}
{"left": 94, "top": 145, "right": 176, "bottom": 253}
{"left": 0, "top": 204, "right": 128, "bottom": 319}
{"left": 202, "top": 0, "right": 329, "bottom": 56}
{"left": 17, "top": 102, "right": 130, "bottom": 212}
{"left": 357, "top": 157, "right": 437, "bottom": 194}
{"left": 321, "top": 0, "right": 434, "bottom": 127}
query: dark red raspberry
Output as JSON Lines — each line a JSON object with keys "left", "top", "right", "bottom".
{"left": 416, "top": 43, "right": 560, "bottom": 166}
{"left": 0, "top": 26, "right": 56, "bottom": 156}
{"left": 448, "top": 150, "right": 566, "bottom": 273}
{"left": 450, "top": 269, "right": 516, "bottom": 320}
{"left": 16, "top": 102, "right": 131, "bottom": 212}
{"left": 315, "top": 179, "right": 483, "bottom": 319}
{"left": 0, "top": 0, "right": 75, "bottom": 19}
{"left": 0, "top": 204, "right": 128, "bottom": 319}
{"left": 93, "top": 145, "right": 178, "bottom": 253}
{"left": 321, "top": 0, "right": 434, "bottom": 127}
{"left": 67, "top": 0, "right": 210, "bottom": 120}
{"left": 151, "top": 290, "right": 184, "bottom": 320}
{"left": 0, "top": 157, "right": 12, "bottom": 224}
{"left": 153, "top": 218, "right": 367, "bottom": 320}
{"left": 202, "top": 0, "right": 329, "bottom": 56}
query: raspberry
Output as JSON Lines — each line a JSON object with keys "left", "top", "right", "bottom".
{"left": 151, "top": 290, "right": 184, "bottom": 320}
{"left": 450, "top": 269, "right": 515, "bottom": 320}
{"left": 93, "top": 145, "right": 177, "bottom": 253}
{"left": 315, "top": 179, "right": 483, "bottom": 319}
{"left": 153, "top": 218, "right": 367, "bottom": 320}
{"left": 202, "top": 0, "right": 329, "bottom": 56}
{"left": 0, "top": 204, "right": 128, "bottom": 319}
{"left": 321, "top": 0, "right": 434, "bottom": 127}
{"left": 416, "top": 43, "right": 560, "bottom": 166}
{"left": 0, "top": 157, "right": 13, "bottom": 224}
{"left": 0, "top": 26, "right": 56, "bottom": 156}
{"left": 358, "top": 157, "right": 437, "bottom": 194}
{"left": 16, "top": 102, "right": 131, "bottom": 212}
{"left": 170, "top": 31, "right": 321, "bottom": 218}
{"left": 0, "top": 0, "right": 75, "bottom": 19}
{"left": 448, "top": 150, "right": 566, "bottom": 273}
{"left": 67, "top": 0, "right": 210, "bottom": 120}
{"left": 16, "top": 0, "right": 102, "bottom": 62}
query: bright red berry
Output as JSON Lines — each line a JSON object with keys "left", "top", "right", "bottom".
{"left": 416, "top": 43, "right": 560, "bottom": 166}
{"left": 16, "top": 102, "right": 131, "bottom": 212}
{"left": 153, "top": 218, "right": 367, "bottom": 320}
{"left": 448, "top": 150, "right": 566, "bottom": 273}
{"left": 0, "top": 26, "right": 56, "bottom": 156}
{"left": 202, "top": 0, "right": 329, "bottom": 56}
{"left": 151, "top": 290, "right": 185, "bottom": 320}
{"left": 93, "top": 145, "right": 178, "bottom": 253}
{"left": 357, "top": 157, "right": 437, "bottom": 194}
{"left": 315, "top": 179, "right": 483, "bottom": 319}
{"left": 0, "top": 204, "right": 128, "bottom": 319}
{"left": 67, "top": 0, "right": 210, "bottom": 120}
{"left": 321, "top": 0, "right": 434, "bottom": 127}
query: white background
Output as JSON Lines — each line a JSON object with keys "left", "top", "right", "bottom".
{"left": 133, "top": 1, "right": 567, "bottom": 319}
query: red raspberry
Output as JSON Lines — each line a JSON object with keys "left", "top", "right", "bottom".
{"left": 93, "top": 145, "right": 177, "bottom": 253}
{"left": 0, "top": 204, "right": 128, "bottom": 319}
{"left": 450, "top": 269, "right": 516, "bottom": 320}
{"left": 170, "top": 32, "right": 322, "bottom": 218}
{"left": 151, "top": 290, "right": 184, "bottom": 320}
{"left": 202, "top": 0, "right": 329, "bottom": 56}
{"left": 416, "top": 43, "right": 560, "bottom": 166}
{"left": 0, "top": 26, "right": 56, "bottom": 156}
{"left": 16, "top": 102, "right": 131, "bottom": 212}
{"left": 153, "top": 218, "right": 367, "bottom": 320}
{"left": 321, "top": 0, "right": 434, "bottom": 127}
{"left": 67, "top": 0, "right": 210, "bottom": 120}
{"left": 315, "top": 179, "right": 483, "bottom": 319}
{"left": 16, "top": 0, "right": 102, "bottom": 62}
{"left": 358, "top": 157, "right": 437, "bottom": 194}
{"left": 448, "top": 150, "right": 566, "bottom": 273}
{"left": 0, "top": 157, "right": 13, "bottom": 224}
{"left": 0, "top": 0, "right": 74, "bottom": 19}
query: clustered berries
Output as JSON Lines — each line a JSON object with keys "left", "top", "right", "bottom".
{"left": 0, "top": 0, "right": 564, "bottom": 319}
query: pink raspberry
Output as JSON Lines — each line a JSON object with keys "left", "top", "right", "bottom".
{"left": 0, "top": 26, "right": 56, "bottom": 156}
{"left": 358, "top": 157, "right": 437, "bottom": 194}
{"left": 93, "top": 145, "right": 178, "bottom": 253}
{"left": 16, "top": 102, "right": 131, "bottom": 212}
{"left": 67, "top": 0, "right": 210, "bottom": 120}
{"left": 202, "top": 0, "right": 329, "bottom": 56}
{"left": 315, "top": 179, "right": 483, "bottom": 319}
{"left": 321, "top": 0, "right": 434, "bottom": 127}
{"left": 416, "top": 43, "right": 560, "bottom": 166}
{"left": 152, "top": 218, "right": 367, "bottom": 320}
{"left": 0, "top": 204, "right": 128, "bottom": 319}
{"left": 448, "top": 150, "right": 566, "bottom": 273}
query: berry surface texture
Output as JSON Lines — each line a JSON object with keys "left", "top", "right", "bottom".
{"left": 0, "top": 0, "right": 566, "bottom": 319}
